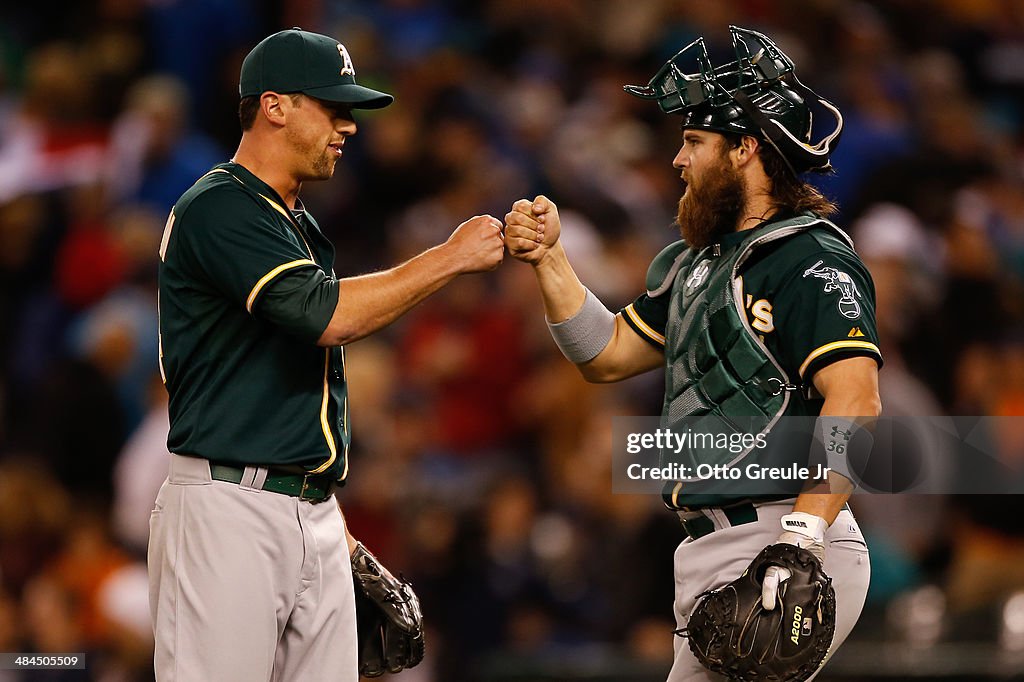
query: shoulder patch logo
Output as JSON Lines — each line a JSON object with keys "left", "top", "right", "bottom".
{"left": 848, "top": 327, "right": 865, "bottom": 338}
{"left": 337, "top": 44, "right": 356, "bottom": 77}
{"left": 685, "top": 260, "right": 711, "bottom": 291}
{"left": 803, "top": 259, "right": 862, "bottom": 319}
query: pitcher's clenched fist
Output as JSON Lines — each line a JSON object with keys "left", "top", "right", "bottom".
{"left": 444, "top": 214, "right": 505, "bottom": 273}
{"left": 505, "top": 195, "right": 561, "bottom": 265}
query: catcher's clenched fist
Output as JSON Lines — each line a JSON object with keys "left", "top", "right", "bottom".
{"left": 505, "top": 195, "right": 561, "bottom": 265}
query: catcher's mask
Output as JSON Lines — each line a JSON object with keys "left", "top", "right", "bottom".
{"left": 624, "top": 26, "right": 842, "bottom": 176}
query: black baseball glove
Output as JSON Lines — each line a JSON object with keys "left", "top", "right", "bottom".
{"left": 351, "top": 543, "right": 425, "bottom": 677}
{"left": 683, "top": 543, "right": 836, "bottom": 682}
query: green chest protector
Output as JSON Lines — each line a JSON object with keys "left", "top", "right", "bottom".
{"left": 654, "top": 214, "right": 852, "bottom": 470}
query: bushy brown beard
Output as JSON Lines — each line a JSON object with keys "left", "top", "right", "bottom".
{"left": 676, "top": 154, "right": 747, "bottom": 249}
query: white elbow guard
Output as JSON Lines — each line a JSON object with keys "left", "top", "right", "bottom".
{"left": 547, "top": 288, "right": 615, "bottom": 363}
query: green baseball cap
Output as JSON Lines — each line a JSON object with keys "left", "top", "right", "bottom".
{"left": 239, "top": 28, "right": 393, "bottom": 109}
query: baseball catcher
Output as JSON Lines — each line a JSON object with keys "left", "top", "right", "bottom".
{"left": 351, "top": 543, "right": 426, "bottom": 677}
{"left": 505, "top": 23, "right": 878, "bottom": 682}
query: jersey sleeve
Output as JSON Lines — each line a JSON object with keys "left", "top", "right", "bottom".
{"left": 256, "top": 269, "right": 340, "bottom": 344}
{"left": 619, "top": 240, "right": 686, "bottom": 349}
{"left": 622, "top": 294, "right": 668, "bottom": 349}
{"left": 175, "top": 187, "right": 338, "bottom": 341}
{"left": 772, "top": 251, "right": 883, "bottom": 382}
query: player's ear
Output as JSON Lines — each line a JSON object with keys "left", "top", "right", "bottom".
{"left": 260, "top": 92, "right": 288, "bottom": 127}
{"left": 735, "top": 135, "right": 760, "bottom": 167}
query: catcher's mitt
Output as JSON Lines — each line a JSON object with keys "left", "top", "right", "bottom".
{"left": 351, "top": 543, "right": 425, "bottom": 677}
{"left": 684, "top": 543, "right": 836, "bottom": 682}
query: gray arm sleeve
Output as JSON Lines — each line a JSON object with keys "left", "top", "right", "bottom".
{"left": 546, "top": 287, "right": 615, "bottom": 363}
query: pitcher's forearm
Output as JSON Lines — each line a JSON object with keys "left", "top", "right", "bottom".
{"left": 320, "top": 245, "right": 459, "bottom": 346}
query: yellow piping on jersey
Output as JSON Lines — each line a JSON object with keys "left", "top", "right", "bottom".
{"left": 799, "top": 340, "right": 881, "bottom": 379}
{"left": 339, "top": 396, "right": 349, "bottom": 481}
{"left": 245, "top": 259, "right": 316, "bottom": 312}
{"left": 259, "top": 193, "right": 291, "bottom": 219}
{"left": 339, "top": 347, "right": 349, "bottom": 482}
{"left": 257, "top": 193, "right": 316, "bottom": 260}
{"left": 158, "top": 210, "right": 176, "bottom": 262}
{"left": 310, "top": 348, "right": 338, "bottom": 474}
{"left": 625, "top": 303, "right": 666, "bottom": 346}
{"left": 670, "top": 481, "right": 683, "bottom": 508}
{"left": 158, "top": 332, "right": 165, "bottom": 384}
{"left": 157, "top": 291, "right": 166, "bottom": 385}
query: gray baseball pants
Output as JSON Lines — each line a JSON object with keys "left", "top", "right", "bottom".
{"left": 148, "top": 454, "right": 358, "bottom": 682}
{"left": 666, "top": 500, "right": 870, "bottom": 681}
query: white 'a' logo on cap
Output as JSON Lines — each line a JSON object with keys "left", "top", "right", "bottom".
{"left": 337, "top": 44, "right": 355, "bottom": 77}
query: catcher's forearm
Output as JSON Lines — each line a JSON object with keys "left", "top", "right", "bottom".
{"left": 533, "top": 242, "right": 587, "bottom": 323}
{"left": 792, "top": 490, "right": 849, "bottom": 526}
{"left": 800, "top": 363, "right": 880, "bottom": 525}
{"left": 793, "top": 430, "right": 854, "bottom": 525}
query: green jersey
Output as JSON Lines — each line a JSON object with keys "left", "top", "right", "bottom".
{"left": 158, "top": 162, "right": 350, "bottom": 479}
{"left": 622, "top": 215, "right": 883, "bottom": 508}
{"left": 624, "top": 221, "right": 881, "bottom": 398}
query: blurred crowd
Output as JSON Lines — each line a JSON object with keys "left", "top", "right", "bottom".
{"left": 2, "top": 0, "right": 1024, "bottom": 680}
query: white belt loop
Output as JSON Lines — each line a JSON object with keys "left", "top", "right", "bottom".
{"left": 239, "top": 466, "right": 268, "bottom": 491}
{"left": 705, "top": 508, "right": 730, "bottom": 530}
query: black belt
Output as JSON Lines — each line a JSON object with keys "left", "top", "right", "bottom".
{"left": 209, "top": 463, "right": 337, "bottom": 503}
{"left": 678, "top": 502, "right": 758, "bottom": 540}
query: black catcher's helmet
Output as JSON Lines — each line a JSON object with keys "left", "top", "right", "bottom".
{"left": 624, "top": 26, "right": 842, "bottom": 175}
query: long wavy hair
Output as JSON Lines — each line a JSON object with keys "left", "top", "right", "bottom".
{"left": 723, "top": 133, "right": 838, "bottom": 218}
